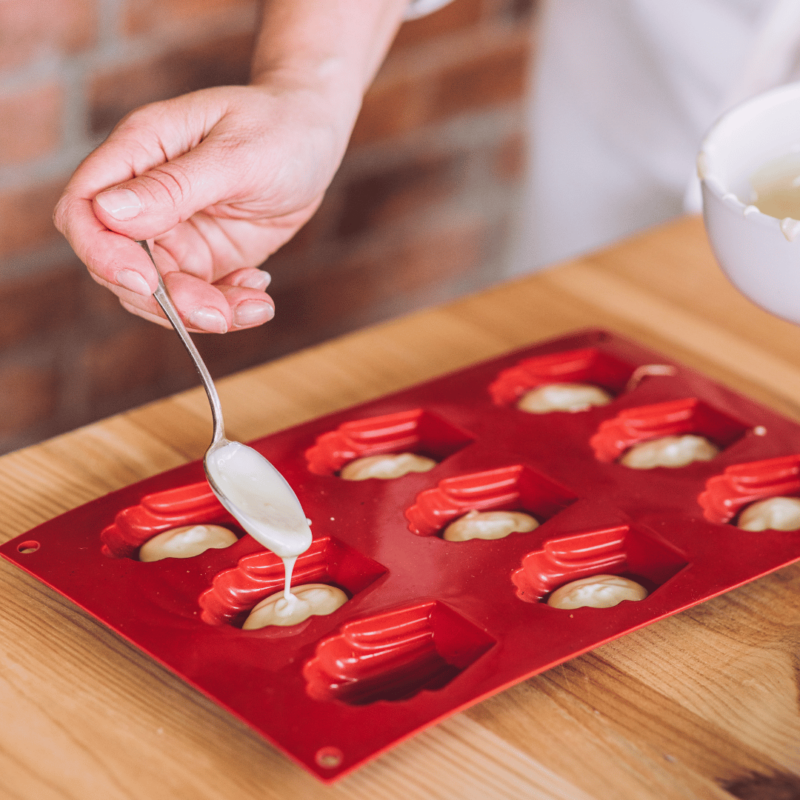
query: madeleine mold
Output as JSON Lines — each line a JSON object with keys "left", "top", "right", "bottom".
{"left": 5, "top": 329, "right": 800, "bottom": 783}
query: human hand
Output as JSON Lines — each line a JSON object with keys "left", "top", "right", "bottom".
{"left": 54, "top": 80, "right": 355, "bottom": 333}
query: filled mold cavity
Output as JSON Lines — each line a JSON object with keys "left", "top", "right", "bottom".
{"left": 406, "top": 464, "right": 577, "bottom": 539}
{"left": 700, "top": 454, "right": 800, "bottom": 531}
{"left": 590, "top": 398, "right": 748, "bottom": 469}
{"left": 489, "top": 347, "right": 636, "bottom": 413}
{"left": 512, "top": 524, "right": 688, "bottom": 605}
{"left": 199, "top": 536, "right": 387, "bottom": 627}
{"left": 305, "top": 409, "right": 474, "bottom": 479}
{"left": 303, "top": 600, "right": 495, "bottom": 705}
{"left": 101, "top": 481, "right": 240, "bottom": 560}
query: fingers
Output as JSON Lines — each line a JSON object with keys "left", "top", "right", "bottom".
{"left": 54, "top": 192, "right": 160, "bottom": 296}
{"left": 217, "top": 267, "right": 272, "bottom": 291}
{"left": 91, "top": 139, "right": 241, "bottom": 243}
{"left": 118, "top": 269, "right": 275, "bottom": 332}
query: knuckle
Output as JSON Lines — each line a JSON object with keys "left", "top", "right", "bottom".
{"left": 140, "top": 163, "right": 191, "bottom": 211}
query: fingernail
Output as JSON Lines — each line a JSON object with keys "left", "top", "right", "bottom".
{"left": 96, "top": 189, "right": 142, "bottom": 220}
{"left": 240, "top": 270, "right": 271, "bottom": 291}
{"left": 115, "top": 269, "right": 152, "bottom": 296}
{"left": 189, "top": 308, "right": 228, "bottom": 333}
{"left": 233, "top": 301, "right": 274, "bottom": 327}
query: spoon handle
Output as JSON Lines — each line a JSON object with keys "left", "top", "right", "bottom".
{"left": 136, "top": 240, "right": 226, "bottom": 448}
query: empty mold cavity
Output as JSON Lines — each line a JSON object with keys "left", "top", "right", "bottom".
{"left": 305, "top": 409, "right": 474, "bottom": 477}
{"left": 489, "top": 347, "right": 636, "bottom": 409}
{"left": 700, "top": 454, "right": 800, "bottom": 527}
{"left": 405, "top": 464, "right": 577, "bottom": 538}
{"left": 199, "top": 536, "right": 387, "bottom": 627}
{"left": 101, "top": 481, "right": 238, "bottom": 560}
{"left": 512, "top": 524, "right": 688, "bottom": 604}
{"left": 590, "top": 398, "right": 748, "bottom": 466}
{"left": 303, "top": 600, "right": 495, "bottom": 706}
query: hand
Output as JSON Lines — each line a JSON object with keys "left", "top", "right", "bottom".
{"left": 54, "top": 80, "right": 354, "bottom": 333}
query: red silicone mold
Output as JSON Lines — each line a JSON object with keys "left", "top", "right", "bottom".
{"left": 405, "top": 464, "right": 577, "bottom": 537}
{"left": 488, "top": 346, "right": 635, "bottom": 406}
{"left": 305, "top": 409, "right": 474, "bottom": 476}
{"left": 303, "top": 600, "right": 495, "bottom": 706}
{"left": 699, "top": 454, "right": 800, "bottom": 524}
{"left": 590, "top": 397, "right": 748, "bottom": 462}
{"left": 511, "top": 524, "right": 688, "bottom": 603}
{"left": 200, "top": 535, "right": 387, "bottom": 627}
{"left": 5, "top": 329, "right": 800, "bottom": 783}
{"left": 102, "top": 481, "right": 232, "bottom": 559}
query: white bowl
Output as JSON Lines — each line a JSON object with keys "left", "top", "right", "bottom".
{"left": 700, "top": 81, "right": 800, "bottom": 324}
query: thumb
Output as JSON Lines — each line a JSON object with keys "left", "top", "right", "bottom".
{"left": 92, "top": 139, "right": 238, "bottom": 240}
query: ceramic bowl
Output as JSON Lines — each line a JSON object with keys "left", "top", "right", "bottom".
{"left": 700, "top": 81, "right": 800, "bottom": 323}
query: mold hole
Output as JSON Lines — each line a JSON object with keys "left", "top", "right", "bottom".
{"left": 512, "top": 524, "right": 688, "bottom": 604}
{"left": 591, "top": 398, "right": 748, "bottom": 468}
{"left": 200, "top": 536, "right": 387, "bottom": 627}
{"left": 406, "top": 465, "right": 577, "bottom": 538}
{"left": 17, "top": 540, "right": 39, "bottom": 554}
{"left": 305, "top": 409, "right": 474, "bottom": 478}
{"left": 489, "top": 347, "right": 635, "bottom": 410}
{"left": 315, "top": 747, "right": 343, "bottom": 769}
{"left": 303, "top": 601, "right": 495, "bottom": 706}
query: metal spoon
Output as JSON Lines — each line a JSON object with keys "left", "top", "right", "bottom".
{"left": 137, "top": 240, "right": 312, "bottom": 560}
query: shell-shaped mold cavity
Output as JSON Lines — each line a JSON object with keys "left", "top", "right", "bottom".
{"left": 304, "top": 409, "right": 475, "bottom": 477}
{"left": 488, "top": 347, "right": 635, "bottom": 408}
{"left": 511, "top": 524, "right": 688, "bottom": 604}
{"left": 405, "top": 464, "right": 577, "bottom": 537}
{"left": 101, "top": 481, "right": 233, "bottom": 559}
{"left": 199, "top": 536, "right": 387, "bottom": 627}
{"left": 699, "top": 454, "right": 800, "bottom": 525}
{"left": 590, "top": 398, "right": 747, "bottom": 464}
{"left": 303, "top": 601, "right": 495, "bottom": 706}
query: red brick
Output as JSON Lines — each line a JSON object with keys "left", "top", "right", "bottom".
{"left": 89, "top": 31, "right": 255, "bottom": 134}
{"left": 0, "top": 0, "right": 97, "bottom": 70}
{"left": 0, "top": 83, "right": 63, "bottom": 167}
{"left": 124, "top": 0, "right": 255, "bottom": 36}
{"left": 335, "top": 151, "right": 466, "bottom": 238}
{"left": 484, "top": 0, "right": 537, "bottom": 22}
{"left": 272, "top": 217, "right": 487, "bottom": 336}
{"left": 349, "top": 76, "right": 427, "bottom": 147}
{"left": 494, "top": 130, "right": 526, "bottom": 181}
{"left": 82, "top": 322, "right": 175, "bottom": 402}
{"left": 0, "top": 362, "right": 59, "bottom": 436}
{"left": 0, "top": 266, "right": 82, "bottom": 349}
{"left": 195, "top": 323, "right": 273, "bottom": 377}
{"left": 0, "top": 178, "right": 65, "bottom": 257}
{"left": 391, "top": 0, "right": 484, "bottom": 51}
{"left": 270, "top": 191, "right": 339, "bottom": 259}
{"left": 429, "top": 37, "right": 531, "bottom": 120}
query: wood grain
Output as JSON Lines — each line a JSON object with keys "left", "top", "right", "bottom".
{"left": 2, "top": 216, "right": 800, "bottom": 799}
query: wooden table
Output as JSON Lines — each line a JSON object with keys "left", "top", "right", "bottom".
{"left": 2, "top": 215, "right": 800, "bottom": 800}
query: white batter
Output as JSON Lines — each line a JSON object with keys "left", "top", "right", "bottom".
{"left": 242, "top": 583, "right": 348, "bottom": 629}
{"left": 750, "top": 151, "right": 800, "bottom": 219}
{"left": 517, "top": 382, "right": 612, "bottom": 414}
{"left": 443, "top": 510, "right": 539, "bottom": 542}
{"left": 547, "top": 574, "right": 648, "bottom": 609}
{"left": 737, "top": 496, "right": 800, "bottom": 531}
{"left": 620, "top": 434, "right": 719, "bottom": 469}
{"left": 339, "top": 452, "right": 437, "bottom": 481}
{"left": 138, "top": 524, "right": 237, "bottom": 562}
{"left": 205, "top": 441, "right": 313, "bottom": 601}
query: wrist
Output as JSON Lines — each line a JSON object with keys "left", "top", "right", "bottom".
{"left": 250, "top": 0, "right": 408, "bottom": 126}
{"left": 248, "top": 64, "right": 362, "bottom": 158}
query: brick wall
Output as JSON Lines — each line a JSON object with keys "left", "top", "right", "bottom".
{"left": 0, "top": 0, "right": 535, "bottom": 454}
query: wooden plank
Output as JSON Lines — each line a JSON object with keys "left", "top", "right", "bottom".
{"left": 2, "top": 216, "right": 800, "bottom": 799}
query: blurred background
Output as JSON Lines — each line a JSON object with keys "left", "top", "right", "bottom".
{"left": 0, "top": 0, "right": 536, "bottom": 455}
